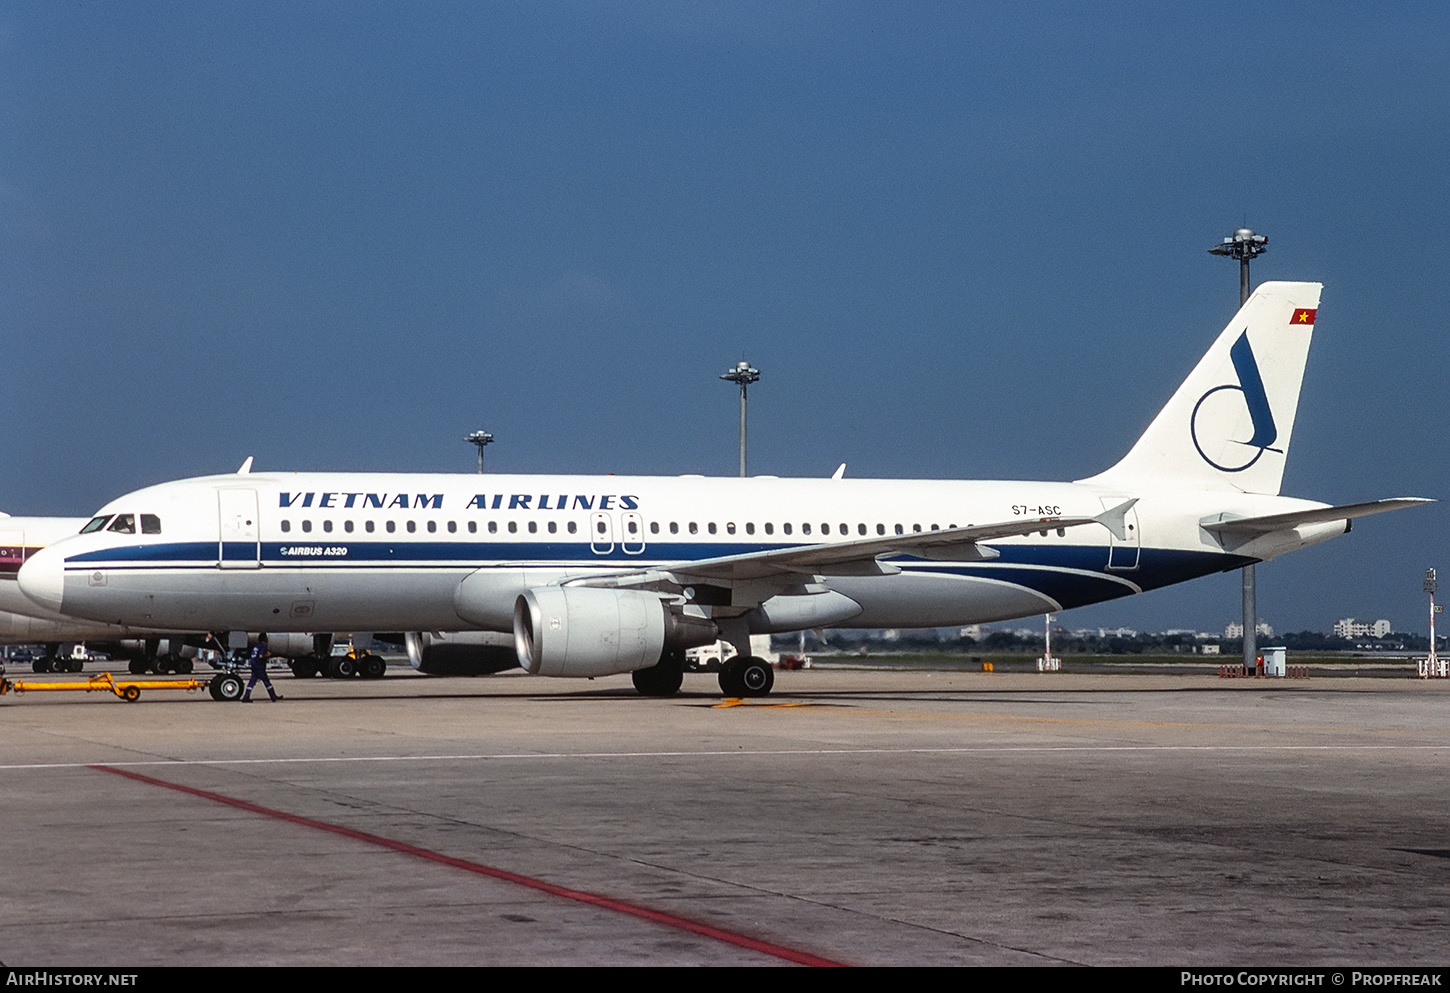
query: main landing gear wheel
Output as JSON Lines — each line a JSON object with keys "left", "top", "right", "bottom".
{"left": 356, "top": 654, "right": 387, "bottom": 679}
{"left": 718, "top": 656, "right": 774, "bottom": 698}
{"left": 209, "top": 673, "right": 244, "bottom": 702}
{"left": 632, "top": 652, "right": 685, "bottom": 697}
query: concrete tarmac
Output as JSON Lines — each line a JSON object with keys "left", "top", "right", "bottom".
{"left": 2, "top": 664, "right": 1447, "bottom": 967}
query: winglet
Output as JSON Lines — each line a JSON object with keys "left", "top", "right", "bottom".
{"left": 237, "top": 456, "right": 254, "bottom": 475}
{"left": 1096, "top": 498, "right": 1139, "bottom": 541}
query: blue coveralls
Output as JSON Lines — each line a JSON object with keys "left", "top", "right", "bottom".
{"left": 243, "top": 642, "right": 280, "bottom": 701}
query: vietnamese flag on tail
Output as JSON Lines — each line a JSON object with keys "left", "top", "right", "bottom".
{"left": 1290, "top": 308, "right": 1317, "bottom": 325}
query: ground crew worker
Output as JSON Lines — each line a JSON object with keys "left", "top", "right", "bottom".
{"left": 242, "top": 634, "right": 282, "bottom": 703}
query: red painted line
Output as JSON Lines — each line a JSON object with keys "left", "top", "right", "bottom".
{"left": 91, "top": 763, "right": 844, "bottom": 967}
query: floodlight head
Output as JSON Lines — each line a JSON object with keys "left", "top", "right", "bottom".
{"left": 1208, "top": 227, "right": 1268, "bottom": 261}
{"left": 720, "top": 361, "right": 760, "bottom": 387}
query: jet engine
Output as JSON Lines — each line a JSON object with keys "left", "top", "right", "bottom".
{"left": 404, "top": 631, "right": 520, "bottom": 676}
{"left": 513, "top": 587, "right": 716, "bottom": 678}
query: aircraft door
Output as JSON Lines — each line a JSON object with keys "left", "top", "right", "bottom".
{"left": 0, "top": 529, "right": 25, "bottom": 579}
{"left": 621, "top": 512, "right": 645, "bottom": 555}
{"left": 218, "top": 489, "right": 261, "bottom": 569}
{"left": 589, "top": 512, "right": 614, "bottom": 555}
{"left": 1106, "top": 503, "right": 1141, "bottom": 571}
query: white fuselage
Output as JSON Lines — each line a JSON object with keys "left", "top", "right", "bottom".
{"left": 17, "top": 471, "right": 1343, "bottom": 636}
{"left": 0, "top": 516, "right": 145, "bottom": 641}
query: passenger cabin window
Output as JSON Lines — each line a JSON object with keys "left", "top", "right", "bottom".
{"left": 81, "top": 516, "right": 112, "bottom": 534}
{"left": 108, "top": 514, "right": 136, "bottom": 534}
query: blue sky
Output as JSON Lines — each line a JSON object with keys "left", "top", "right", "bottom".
{"left": 3, "top": 2, "right": 1445, "bottom": 635}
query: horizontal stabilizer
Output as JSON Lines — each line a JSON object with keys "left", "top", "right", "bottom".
{"left": 1201, "top": 498, "right": 1433, "bottom": 539}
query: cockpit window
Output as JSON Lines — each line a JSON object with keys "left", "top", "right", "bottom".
{"left": 80, "top": 516, "right": 113, "bottom": 534}
{"left": 108, "top": 514, "right": 136, "bottom": 534}
{"left": 141, "top": 514, "right": 162, "bottom": 534}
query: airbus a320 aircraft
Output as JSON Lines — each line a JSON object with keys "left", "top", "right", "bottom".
{"left": 18, "top": 282, "right": 1429, "bottom": 697}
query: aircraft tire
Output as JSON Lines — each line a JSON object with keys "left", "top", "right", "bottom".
{"left": 328, "top": 657, "right": 357, "bottom": 679}
{"left": 718, "top": 658, "right": 744, "bottom": 697}
{"left": 357, "top": 654, "right": 386, "bottom": 679}
{"left": 211, "top": 673, "right": 244, "bottom": 702}
{"left": 33, "top": 659, "right": 50, "bottom": 674}
{"left": 129, "top": 659, "right": 148, "bottom": 675}
{"left": 632, "top": 653, "right": 684, "bottom": 696}
{"left": 738, "top": 656, "right": 774, "bottom": 697}
{"left": 177, "top": 657, "right": 193, "bottom": 675}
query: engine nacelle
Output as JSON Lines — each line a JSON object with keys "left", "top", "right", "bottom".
{"left": 260, "top": 633, "right": 331, "bottom": 660}
{"left": 514, "top": 587, "right": 715, "bottom": 678}
{"left": 404, "top": 631, "right": 520, "bottom": 676}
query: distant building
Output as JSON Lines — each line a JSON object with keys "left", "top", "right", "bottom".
{"left": 1225, "top": 620, "right": 1273, "bottom": 639}
{"left": 1332, "top": 618, "right": 1391, "bottom": 639}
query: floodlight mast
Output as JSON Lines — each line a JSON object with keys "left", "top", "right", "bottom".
{"left": 1209, "top": 227, "right": 1268, "bottom": 671}
{"left": 1426, "top": 569, "right": 1439, "bottom": 670}
{"left": 464, "top": 430, "right": 494, "bottom": 474}
{"left": 720, "top": 360, "right": 760, "bottom": 478}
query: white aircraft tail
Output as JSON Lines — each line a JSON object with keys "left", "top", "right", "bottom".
{"left": 1082, "top": 281, "right": 1322, "bottom": 496}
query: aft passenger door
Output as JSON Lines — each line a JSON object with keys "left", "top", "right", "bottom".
{"left": 1106, "top": 502, "right": 1141, "bottom": 571}
{"left": 218, "top": 489, "right": 261, "bottom": 569}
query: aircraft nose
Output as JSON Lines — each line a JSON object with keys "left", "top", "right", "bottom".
{"left": 17, "top": 546, "right": 65, "bottom": 614}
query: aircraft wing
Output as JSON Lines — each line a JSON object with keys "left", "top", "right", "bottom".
{"left": 574, "top": 502, "right": 1135, "bottom": 589}
{"left": 1200, "top": 498, "right": 1433, "bottom": 539}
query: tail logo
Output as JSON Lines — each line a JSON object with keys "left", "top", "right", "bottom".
{"left": 1190, "top": 331, "right": 1280, "bottom": 473}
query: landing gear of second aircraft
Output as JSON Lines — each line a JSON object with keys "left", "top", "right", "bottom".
{"left": 632, "top": 651, "right": 686, "bottom": 696}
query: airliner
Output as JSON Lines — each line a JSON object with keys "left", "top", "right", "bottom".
{"left": 18, "top": 282, "right": 1429, "bottom": 696}
{"left": 0, "top": 514, "right": 139, "bottom": 664}
{"left": 0, "top": 514, "right": 209, "bottom": 671}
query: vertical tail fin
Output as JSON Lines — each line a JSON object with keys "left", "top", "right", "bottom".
{"left": 1081, "top": 281, "right": 1322, "bottom": 495}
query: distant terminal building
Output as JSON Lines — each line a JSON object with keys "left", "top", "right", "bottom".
{"left": 1225, "top": 620, "right": 1273, "bottom": 639}
{"left": 1332, "top": 618, "right": 1392, "bottom": 639}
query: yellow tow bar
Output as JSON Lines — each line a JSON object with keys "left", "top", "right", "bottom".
{"left": 0, "top": 671, "right": 236, "bottom": 703}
